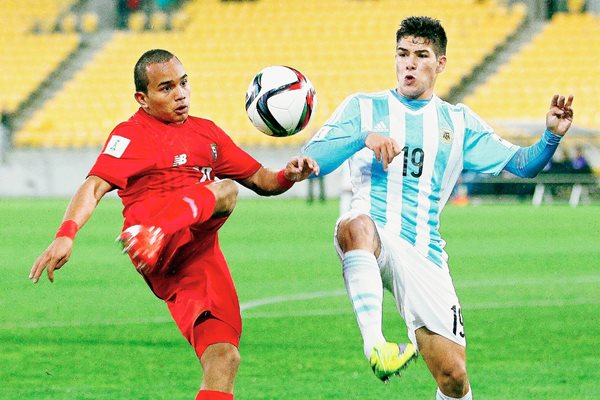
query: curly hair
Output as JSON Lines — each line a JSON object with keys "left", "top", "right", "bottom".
{"left": 396, "top": 16, "right": 447, "bottom": 56}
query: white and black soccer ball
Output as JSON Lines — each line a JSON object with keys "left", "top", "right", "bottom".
{"left": 245, "top": 65, "right": 317, "bottom": 137}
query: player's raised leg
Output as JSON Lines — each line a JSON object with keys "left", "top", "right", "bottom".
{"left": 416, "top": 327, "right": 472, "bottom": 399}
{"left": 118, "top": 179, "right": 238, "bottom": 270}
{"left": 150, "top": 178, "right": 239, "bottom": 234}
{"left": 336, "top": 213, "right": 416, "bottom": 381}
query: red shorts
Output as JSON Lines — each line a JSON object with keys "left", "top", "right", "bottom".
{"left": 187, "top": 314, "right": 240, "bottom": 358}
{"left": 149, "top": 229, "right": 242, "bottom": 356}
{"left": 123, "top": 199, "right": 242, "bottom": 358}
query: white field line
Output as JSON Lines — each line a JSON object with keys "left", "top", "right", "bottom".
{"left": 2, "top": 275, "right": 599, "bottom": 330}
{"left": 244, "top": 297, "right": 600, "bottom": 319}
{"left": 240, "top": 289, "right": 346, "bottom": 311}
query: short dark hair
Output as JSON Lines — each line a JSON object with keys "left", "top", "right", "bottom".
{"left": 396, "top": 16, "right": 447, "bottom": 56}
{"left": 134, "top": 49, "right": 176, "bottom": 93}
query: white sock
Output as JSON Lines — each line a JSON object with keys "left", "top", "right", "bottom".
{"left": 436, "top": 387, "right": 472, "bottom": 400}
{"left": 342, "top": 249, "right": 386, "bottom": 359}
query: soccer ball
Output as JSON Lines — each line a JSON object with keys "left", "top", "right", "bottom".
{"left": 245, "top": 65, "right": 317, "bottom": 137}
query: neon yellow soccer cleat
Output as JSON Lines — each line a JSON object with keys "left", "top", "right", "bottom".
{"left": 369, "top": 342, "right": 417, "bottom": 382}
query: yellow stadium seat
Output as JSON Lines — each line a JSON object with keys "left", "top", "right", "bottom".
{"left": 128, "top": 12, "right": 147, "bottom": 32}
{"left": 81, "top": 12, "right": 98, "bottom": 33}
{"left": 149, "top": 12, "right": 168, "bottom": 31}
{"left": 171, "top": 11, "right": 189, "bottom": 31}
{"left": 60, "top": 13, "right": 77, "bottom": 33}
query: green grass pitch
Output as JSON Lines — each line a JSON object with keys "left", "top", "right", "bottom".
{"left": 1, "top": 197, "right": 599, "bottom": 399}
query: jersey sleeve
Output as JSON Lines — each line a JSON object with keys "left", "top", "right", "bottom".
{"left": 87, "top": 123, "right": 155, "bottom": 189}
{"left": 302, "top": 94, "right": 368, "bottom": 176}
{"left": 210, "top": 123, "right": 262, "bottom": 180}
{"left": 461, "top": 105, "right": 519, "bottom": 175}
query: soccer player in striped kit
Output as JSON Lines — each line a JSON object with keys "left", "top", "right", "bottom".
{"left": 303, "top": 16, "right": 573, "bottom": 400}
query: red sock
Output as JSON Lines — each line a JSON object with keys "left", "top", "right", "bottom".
{"left": 155, "top": 185, "right": 217, "bottom": 234}
{"left": 196, "top": 390, "right": 233, "bottom": 400}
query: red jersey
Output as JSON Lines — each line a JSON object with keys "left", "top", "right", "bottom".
{"left": 88, "top": 109, "right": 259, "bottom": 340}
{"left": 89, "top": 108, "right": 261, "bottom": 220}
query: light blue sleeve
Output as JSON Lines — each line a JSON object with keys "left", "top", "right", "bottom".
{"left": 462, "top": 105, "right": 519, "bottom": 175}
{"left": 302, "top": 95, "right": 369, "bottom": 176}
{"left": 504, "top": 130, "right": 562, "bottom": 178}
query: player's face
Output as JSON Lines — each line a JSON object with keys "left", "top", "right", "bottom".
{"left": 136, "top": 57, "right": 191, "bottom": 124}
{"left": 395, "top": 36, "right": 446, "bottom": 100}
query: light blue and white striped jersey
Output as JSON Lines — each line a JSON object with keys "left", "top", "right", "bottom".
{"left": 303, "top": 90, "right": 519, "bottom": 267}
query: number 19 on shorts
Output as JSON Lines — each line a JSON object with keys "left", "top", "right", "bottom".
{"left": 451, "top": 305, "right": 465, "bottom": 338}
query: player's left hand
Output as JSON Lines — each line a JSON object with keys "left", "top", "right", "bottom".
{"left": 546, "top": 94, "right": 574, "bottom": 136}
{"left": 284, "top": 156, "right": 320, "bottom": 182}
{"left": 29, "top": 237, "right": 74, "bottom": 283}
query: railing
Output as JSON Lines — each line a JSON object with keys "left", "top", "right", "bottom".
{"left": 466, "top": 173, "right": 598, "bottom": 207}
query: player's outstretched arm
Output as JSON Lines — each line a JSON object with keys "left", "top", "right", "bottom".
{"left": 29, "top": 175, "right": 113, "bottom": 284}
{"left": 546, "top": 94, "right": 574, "bottom": 136}
{"left": 504, "top": 95, "right": 574, "bottom": 178}
{"left": 239, "top": 156, "right": 319, "bottom": 196}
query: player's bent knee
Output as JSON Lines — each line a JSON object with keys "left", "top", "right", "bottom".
{"left": 336, "top": 213, "right": 378, "bottom": 253}
{"left": 208, "top": 179, "right": 239, "bottom": 216}
{"left": 438, "top": 362, "right": 468, "bottom": 397}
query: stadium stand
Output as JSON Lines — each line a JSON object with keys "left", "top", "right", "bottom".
{"left": 13, "top": 0, "right": 525, "bottom": 148}
{"left": 464, "top": 11, "right": 600, "bottom": 179}
{"left": 0, "top": 0, "right": 73, "bottom": 34}
{"left": 0, "top": 1, "right": 79, "bottom": 115}
{"left": 465, "top": 12, "right": 600, "bottom": 132}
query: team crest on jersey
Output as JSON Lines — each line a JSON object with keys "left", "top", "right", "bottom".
{"left": 173, "top": 153, "right": 188, "bottom": 167}
{"left": 210, "top": 144, "right": 218, "bottom": 161}
{"left": 441, "top": 128, "right": 453, "bottom": 144}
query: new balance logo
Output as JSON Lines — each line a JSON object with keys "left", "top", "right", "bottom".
{"left": 371, "top": 121, "right": 389, "bottom": 133}
{"left": 173, "top": 153, "right": 188, "bottom": 167}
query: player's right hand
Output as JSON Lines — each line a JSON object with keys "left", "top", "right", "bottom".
{"left": 365, "top": 133, "right": 402, "bottom": 171}
{"left": 29, "top": 237, "right": 74, "bottom": 283}
{"left": 284, "top": 155, "right": 320, "bottom": 181}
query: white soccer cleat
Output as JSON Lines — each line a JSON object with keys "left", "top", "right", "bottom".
{"left": 117, "top": 225, "right": 165, "bottom": 272}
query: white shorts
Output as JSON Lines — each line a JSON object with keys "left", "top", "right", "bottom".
{"left": 334, "top": 212, "right": 466, "bottom": 349}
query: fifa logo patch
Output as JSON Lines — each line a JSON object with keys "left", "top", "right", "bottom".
{"left": 210, "top": 144, "right": 218, "bottom": 161}
{"left": 103, "top": 135, "right": 130, "bottom": 158}
{"left": 173, "top": 153, "right": 188, "bottom": 167}
{"left": 441, "top": 128, "right": 453, "bottom": 144}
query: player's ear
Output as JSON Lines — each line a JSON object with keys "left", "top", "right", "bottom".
{"left": 436, "top": 55, "right": 447, "bottom": 73}
{"left": 134, "top": 91, "right": 148, "bottom": 109}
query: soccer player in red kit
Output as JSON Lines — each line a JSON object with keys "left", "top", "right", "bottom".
{"left": 29, "top": 49, "right": 319, "bottom": 400}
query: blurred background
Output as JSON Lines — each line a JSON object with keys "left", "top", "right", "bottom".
{"left": 0, "top": 0, "right": 598, "bottom": 205}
